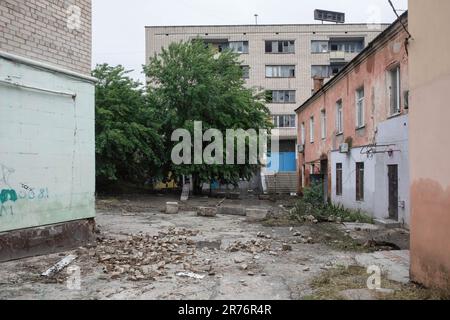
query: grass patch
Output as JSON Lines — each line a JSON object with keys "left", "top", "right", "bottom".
{"left": 291, "top": 183, "right": 373, "bottom": 224}
{"left": 305, "top": 265, "right": 449, "bottom": 300}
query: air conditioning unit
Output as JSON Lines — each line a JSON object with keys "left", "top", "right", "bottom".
{"left": 339, "top": 143, "right": 349, "bottom": 154}
{"left": 297, "top": 144, "right": 304, "bottom": 153}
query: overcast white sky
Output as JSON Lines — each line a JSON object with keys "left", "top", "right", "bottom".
{"left": 92, "top": 0, "right": 408, "bottom": 82}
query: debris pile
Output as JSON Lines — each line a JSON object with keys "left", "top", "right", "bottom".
{"left": 92, "top": 228, "right": 202, "bottom": 281}
{"left": 227, "top": 240, "right": 271, "bottom": 254}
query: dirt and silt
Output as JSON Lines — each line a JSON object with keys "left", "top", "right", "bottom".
{"left": 1, "top": 194, "right": 437, "bottom": 300}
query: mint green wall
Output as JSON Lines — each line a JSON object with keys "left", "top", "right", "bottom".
{"left": 0, "top": 57, "right": 96, "bottom": 232}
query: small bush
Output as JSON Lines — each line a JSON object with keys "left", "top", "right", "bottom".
{"left": 291, "top": 183, "right": 372, "bottom": 224}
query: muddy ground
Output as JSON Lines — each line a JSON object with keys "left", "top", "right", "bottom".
{"left": 0, "top": 194, "right": 430, "bottom": 300}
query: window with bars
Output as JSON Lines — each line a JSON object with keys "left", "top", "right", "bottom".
{"left": 356, "top": 162, "right": 365, "bottom": 201}
{"left": 265, "top": 40, "right": 295, "bottom": 53}
{"left": 336, "top": 163, "right": 343, "bottom": 196}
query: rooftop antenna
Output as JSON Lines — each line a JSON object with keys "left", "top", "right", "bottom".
{"left": 254, "top": 14, "right": 259, "bottom": 25}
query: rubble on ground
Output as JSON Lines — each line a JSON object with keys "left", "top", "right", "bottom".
{"left": 227, "top": 239, "right": 272, "bottom": 254}
{"left": 88, "top": 228, "right": 204, "bottom": 281}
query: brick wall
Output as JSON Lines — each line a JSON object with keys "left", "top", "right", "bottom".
{"left": 0, "top": 0, "right": 92, "bottom": 75}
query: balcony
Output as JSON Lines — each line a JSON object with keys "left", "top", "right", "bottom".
{"left": 329, "top": 50, "right": 346, "bottom": 61}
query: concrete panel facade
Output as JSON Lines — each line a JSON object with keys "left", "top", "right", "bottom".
{"left": 146, "top": 23, "right": 386, "bottom": 142}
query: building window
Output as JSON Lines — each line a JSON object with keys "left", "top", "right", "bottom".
{"left": 311, "top": 65, "right": 330, "bottom": 78}
{"left": 265, "top": 40, "right": 295, "bottom": 53}
{"left": 241, "top": 66, "right": 250, "bottom": 79}
{"left": 356, "top": 87, "right": 365, "bottom": 128}
{"left": 336, "top": 163, "right": 343, "bottom": 196}
{"left": 273, "top": 115, "right": 296, "bottom": 128}
{"left": 336, "top": 100, "right": 343, "bottom": 134}
{"left": 228, "top": 41, "right": 249, "bottom": 54}
{"left": 321, "top": 109, "right": 327, "bottom": 139}
{"left": 310, "top": 116, "right": 315, "bottom": 143}
{"left": 356, "top": 162, "right": 365, "bottom": 201}
{"left": 266, "top": 90, "right": 296, "bottom": 103}
{"left": 311, "top": 41, "right": 329, "bottom": 53}
{"left": 389, "top": 66, "right": 401, "bottom": 115}
{"left": 329, "top": 39, "right": 364, "bottom": 53}
{"left": 301, "top": 122, "right": 306, "bottom": 145}
{"left": 266, "top": 65, "right": 296, "bottom": 78}
{"left": 330, "top": 63, "right": 345, "bottom": 76}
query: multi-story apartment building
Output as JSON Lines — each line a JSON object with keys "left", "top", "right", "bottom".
{"left": 0, "top": 0, "right": 96, "bottom": 261}
{"left": 296, "top": 13, "right": 409, "bottom": 226}
{"left": 146, "top": 22, "right": 386, "bottom": 193}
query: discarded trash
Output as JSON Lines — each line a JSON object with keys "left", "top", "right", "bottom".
{"left": 176, "top": 272, "right": 205, "bottom": 280}
{"left": 41, "top": 255, "right": 77, "bottom": 277}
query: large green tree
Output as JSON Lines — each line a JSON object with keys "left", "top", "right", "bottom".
{"left": 144, "top": 40, "right": 272, "bottom": 193}
{"left": 93, "top": 64, "right": 163, "bottom": 187}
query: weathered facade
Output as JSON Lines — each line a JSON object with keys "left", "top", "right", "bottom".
{"left": 409, "top": 0, "right": 450, "bottom": 290}
{"left": 0, "top": 0, "right": 95, "bottom": 261}
{"left": 296, "top": 14, "right": 410, "bottom": 226}
{"left": 146, "top": 23, "right": 386, "bottom": 193}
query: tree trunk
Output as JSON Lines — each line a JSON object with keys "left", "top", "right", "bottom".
{"left": 192, "top": 173, "right": 202, "bottom": 195}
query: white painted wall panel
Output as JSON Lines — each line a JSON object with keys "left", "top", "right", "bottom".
{"left": 0, "top": 56, "right": 96, "bottom": 232}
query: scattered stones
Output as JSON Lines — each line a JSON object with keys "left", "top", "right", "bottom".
{"left": 240, "top": 264, "right": 248, "bottom": 271}
{"left": 234, "top": 257, "right": 244, "bottom": 264}
{"left": 165, "top": 202, "right": 179, "bottom": 214}
{"left": 93, "top": 228, "right": 201, "bottom": 281}
{"left": 197, "top": 207, "right": 217, "bottom": 218}
{"left": 293, "top": 232, "right": 302, "bottom": 237}
{"left": 227, "top": 240, "right": 271, "bottom": 254}
{"left": 303, "top": 267, "right": 310, "bottom": 272}
{"left": 282, "top": 244, "right": 293, "bottom": 252}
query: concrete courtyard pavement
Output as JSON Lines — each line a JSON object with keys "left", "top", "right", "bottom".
{"left": 0, "top": 195, "right": 412, "bottom": 300}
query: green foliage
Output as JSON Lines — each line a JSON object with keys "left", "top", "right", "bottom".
{"left": 292, "top": 183, "right": 373, "bottom": 224}
{"left": 93, "top": 64, "right": 164, "bottom": 186}
{"left": 144, "top": 40, "right": 272, "bottom": 191}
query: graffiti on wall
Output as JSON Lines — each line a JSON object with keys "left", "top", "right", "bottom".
{"left": 0, "top": 164, "right": 50, "bottom": 217}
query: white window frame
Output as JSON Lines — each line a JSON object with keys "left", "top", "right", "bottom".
{"left": 389, "top": 66, "right": 401, "bottom": 115}
{"left": 336, "top": 100, "right": 343, "bottom": 135}
{"left": 301, "top": 122, "right": 306, "bottom": 145}
{"left": 266, "top": 65, "right": 296, "bottom": 78}
{"left": 321, "top": 109, "right": 327, "bottom": 139}
{"left": 310, "top": 116, "right": 315, "bottom": 143}
{"left": 228, "top": 41, "right": 249, "bottom": 54}
{"left": 356, "top": 87, "right": 365, "bottom": 128}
